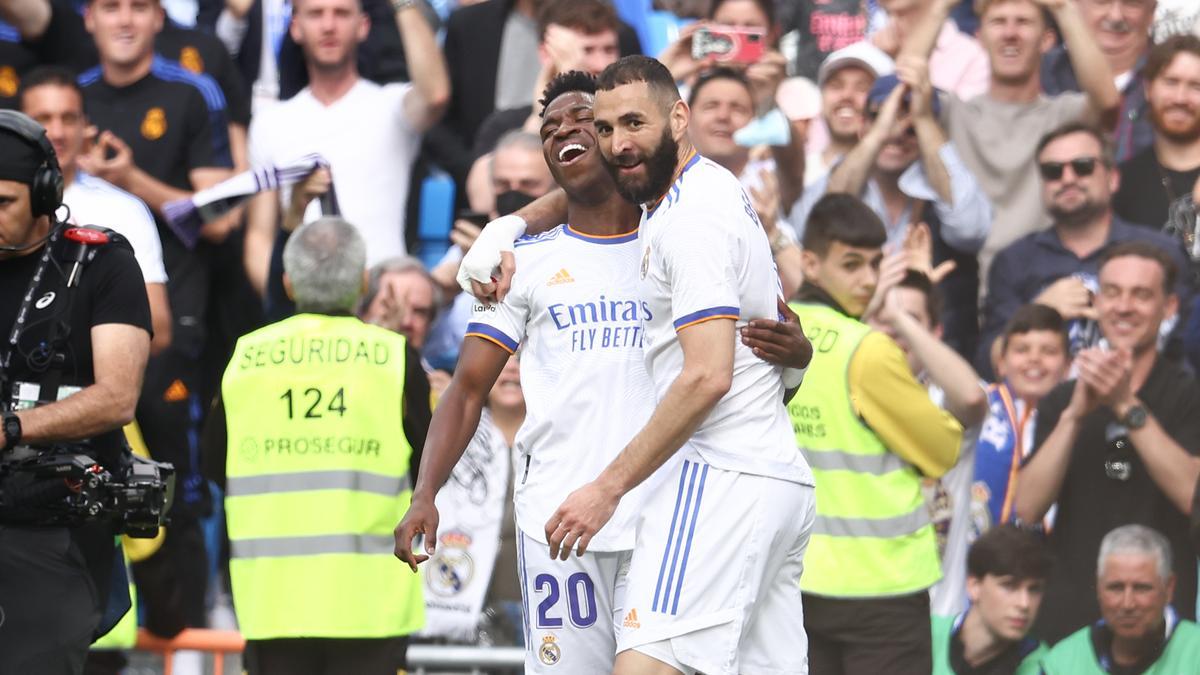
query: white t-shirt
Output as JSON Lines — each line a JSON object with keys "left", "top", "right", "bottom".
{"left": 464, "top": 225, "right": 664, "bottom": 551}
{"left": 248, "top": 79, "right": 420, "bottom": 265}
{"left": 63, "top": 171, "right": 167, "bottom": 284}
{"left": 637, "top": 154, "right": 813, "bottom": 486}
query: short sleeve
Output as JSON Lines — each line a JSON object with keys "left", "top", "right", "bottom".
{"left": 116, "top": 196, "right": 168, "bottom": 285}
{"left": 90, "top": 244, "right": 152, "bottom": 334}
{"left": 660, "top": 205, "right": 742, "bottom": 331}
{"left": 463, "top": 277, "right": 530, "bottom": 354}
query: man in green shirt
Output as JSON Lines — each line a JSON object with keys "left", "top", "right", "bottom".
{"left": 931, "top": 525, "right": 1050, "bottom": 675}
{"left": 1043, "top": 524, "right": 1200, "bottom": 674}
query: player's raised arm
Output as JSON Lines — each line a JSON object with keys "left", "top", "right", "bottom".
{"left": 393, "top": 337, "right": 510, "bottom": 571}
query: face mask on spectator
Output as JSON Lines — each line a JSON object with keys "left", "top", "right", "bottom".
{"left": 495, "top": 190, "right": 538, "bottom": 217}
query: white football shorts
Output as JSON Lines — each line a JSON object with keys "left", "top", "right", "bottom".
{"left": 617, "top": 456, "right": 816, "bottom": 675}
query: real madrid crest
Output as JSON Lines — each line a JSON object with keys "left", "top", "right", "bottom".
{"left": 0, "top": 66, "right": 18, "bottom": 99}
{"left": 141, "top": 107, "right": 167, "bottom": 141}
{"left": 640, "top": 244, "right": 651, "bottom": 279}
{"left": 426, "top": 530, "right": 474, "bottom": 597}
{"left": 538, "top": 634, "right": 562, "bottom": 666}
{"left": 179, "top": 46, "right": 205, "bottom": 74}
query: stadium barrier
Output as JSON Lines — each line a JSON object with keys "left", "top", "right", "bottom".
{"left": 134, "top": 629, "right": 526, "bottom": 674}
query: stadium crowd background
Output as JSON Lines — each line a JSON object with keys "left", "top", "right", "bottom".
{"left": 3, "top": 0, "right": 1200, "bottom": 670}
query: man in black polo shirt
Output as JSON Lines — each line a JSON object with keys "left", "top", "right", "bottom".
{"left": 1015, "top": 241, "right": 1200, "bottom": 644}
{"left": 76, "top": 0, "right": 234, "bottom": 635}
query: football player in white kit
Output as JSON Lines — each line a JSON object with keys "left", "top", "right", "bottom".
{"left": 539, "top": 55, "right": 817, "bottom": 675}
{"left": 394, "top": 71, "right": 811, "bottom": 674}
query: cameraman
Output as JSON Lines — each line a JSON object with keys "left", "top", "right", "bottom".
{"left": 0, "top": 111, "right": 151, "bottom": 674}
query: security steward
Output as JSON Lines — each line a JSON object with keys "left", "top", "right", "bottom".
{"left": 203, "top": 216, "right": 430, "bottom": 675}
{"left": 787, "top": 194, "right": 963, "bottom": 674}
{"left": 0, "top": 111, "right": 152, "bottom": 674}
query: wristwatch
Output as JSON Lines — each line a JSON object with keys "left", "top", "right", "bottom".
{"left": 391, "top": 0, "right": 416, "bottom": 12}
{"left": 1120, "top": 404, "right": 1148, "bottom": 430}
{"left": 2, "top": 411, "right": 22, "bottom": 449}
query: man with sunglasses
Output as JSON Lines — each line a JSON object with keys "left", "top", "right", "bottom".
{"left": 790, "top": 56, "right": 991, "bottom": 358}
{"left": 1013, "top": 241, "right": 1200, "bottom": 644}
{"left": 977, "top": 122, "right": 1192, "bottom": 376}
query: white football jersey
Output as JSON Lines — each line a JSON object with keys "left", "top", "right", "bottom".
{"left": 465, "top": 225, "right": 666, "bottom": 551}
{"left": 637, "top": 153, "right": 813, "bottom": 486}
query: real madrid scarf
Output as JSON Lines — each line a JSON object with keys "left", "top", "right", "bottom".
{"left": 419, "top": 407, "right": 510, "bottom": 641}
{"left": 162, "top": 153, "right": 339, "bottom": 249}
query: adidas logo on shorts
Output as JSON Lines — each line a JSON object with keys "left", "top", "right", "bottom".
{"left": 623, "top": 608, "right": 640, "bottom": 629}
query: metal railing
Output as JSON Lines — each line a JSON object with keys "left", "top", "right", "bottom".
{"left": 133, "top": 629, "right": 526, "bottom": 674}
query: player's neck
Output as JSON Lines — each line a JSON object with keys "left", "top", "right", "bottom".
{"left": 567, "top": 196, "right": 641, "bottom": 237}
{"left": 101, "top": 52, "right": 154, "bottom": 88}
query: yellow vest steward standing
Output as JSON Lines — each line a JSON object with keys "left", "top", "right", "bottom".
{"left": 788, "top": 301, "right": 957, "bottom": 597}
{"left": 222, "top": 313, "right": 424, "bottom": 640}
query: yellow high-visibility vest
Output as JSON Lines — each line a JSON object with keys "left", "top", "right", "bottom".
{"left": 223, "top": 314, "right": 423, "bottom": 639}
{"left": 789, "top": 301, "right": 941, "bottom": 597}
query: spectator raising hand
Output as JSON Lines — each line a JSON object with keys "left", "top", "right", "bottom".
{"left": 903, "top": 222, "right": 957, "bottom": 284}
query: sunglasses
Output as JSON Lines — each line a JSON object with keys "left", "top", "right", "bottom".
{"left": 1038, "top": 157, "right": 1100, "bottom": 181}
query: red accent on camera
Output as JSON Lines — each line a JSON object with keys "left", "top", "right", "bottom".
{"left": 64, "top": 227, "right": 110, "bottom": 245}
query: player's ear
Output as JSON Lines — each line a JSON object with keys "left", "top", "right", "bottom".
{"left": 670, "top": 99, "right": 689, "bottom": 142}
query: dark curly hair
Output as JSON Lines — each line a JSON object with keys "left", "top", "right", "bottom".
{"left": 539, "top": 70, "right": 599, "bottom": 118}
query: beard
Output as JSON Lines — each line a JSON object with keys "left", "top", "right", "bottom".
{"left": 1150, "top": 103, "right": 1200, "bottom": 144}
{"left": 604, "top": 127, "right": 680, "bottom": 205}
{"left": 1048, "top": 190, "right": 1108, "bottom": 228}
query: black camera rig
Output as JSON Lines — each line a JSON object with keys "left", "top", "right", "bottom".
{"left": 0, "top": 445, "right": 175, "bottom": 537}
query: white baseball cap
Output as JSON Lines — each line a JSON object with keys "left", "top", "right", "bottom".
{"left": 816, "top": 41, "right": 895, "bottom": 87}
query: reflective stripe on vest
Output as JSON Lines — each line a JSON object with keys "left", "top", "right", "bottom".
{"left": 222, "top": 314, "right": 423, "bottom": 640}
{"left": 788, "top": 301, "right": 941, "bottom": 597}
{"left": 226, "top": 470, "right": 410, "bottom": 497}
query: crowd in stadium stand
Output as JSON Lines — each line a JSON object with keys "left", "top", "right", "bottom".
{"left": 3, "top": 0, "right": 1200, "bottom": 671}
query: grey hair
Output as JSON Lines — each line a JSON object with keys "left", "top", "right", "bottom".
{"left": 1097, "top": 524, "right": 1173, "bottom": 582}
{"left": 282, "top": 216, "right": 367, "bottom": 313}
{"left": 360, "top": 255, "right": 443, "bottom": 318}
{"left": 490, "top": 130, "right": 544, "bottom": 181}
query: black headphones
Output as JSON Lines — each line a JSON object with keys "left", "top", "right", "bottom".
{"left": 0, "top": 110, "right": 64, "bottom": 219}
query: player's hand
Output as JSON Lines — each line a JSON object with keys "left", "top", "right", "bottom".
{"left": 394, "top": 495, "right": 440, "bottom": 572}
{"left": 457, "top": 215, "right": 525, "bottom": 303}
{"left": 545, "top": 480, "right": 621, "bottom": 560}
{"left": 742, "top": 297, "right": 812, "bottom": 369}
{"left": 1034, "top": 276, "right": 1096, "bottom": 320}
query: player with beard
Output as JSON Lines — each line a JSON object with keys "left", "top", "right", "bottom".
{"left": 394, "top": 70, "right": 811, "bottom": 674}
{"left": 516, "top": 56, "right": 815, "bottom": 675}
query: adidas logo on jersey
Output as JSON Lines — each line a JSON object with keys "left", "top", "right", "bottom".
{"left": 623, "top": 608, "right": 640, "bottom": 629}
{"left": 546, "top": 268, "right": 575, "bottom": 286}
